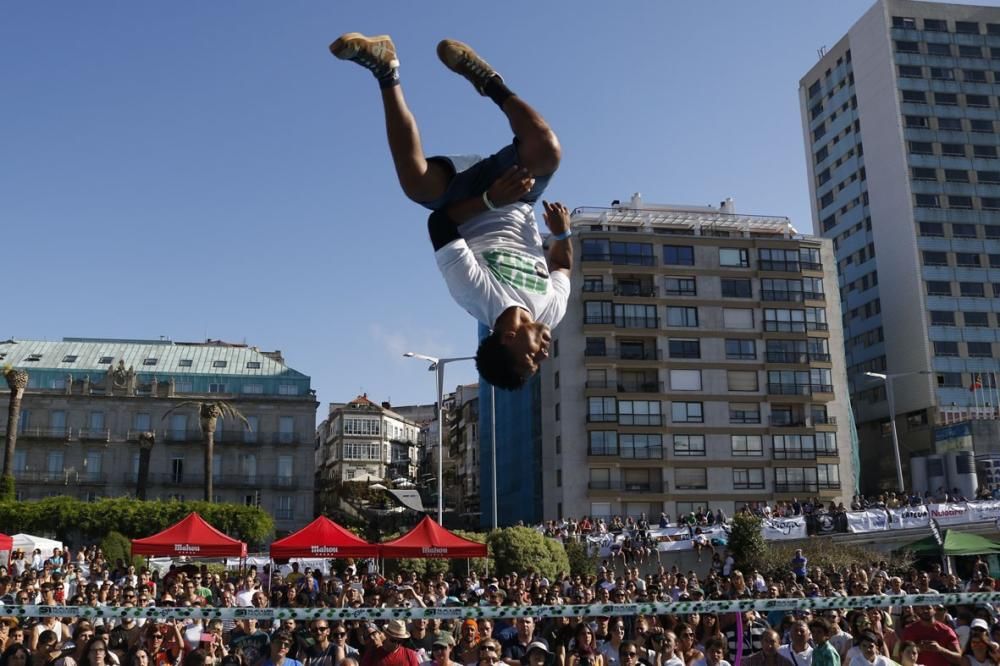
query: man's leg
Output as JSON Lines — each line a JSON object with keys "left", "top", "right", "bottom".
{"left": 331, "top": 33, "right": 450, "bottom": 204}
{"left": 437, "top": 40, "right": 561, "bottom": 178}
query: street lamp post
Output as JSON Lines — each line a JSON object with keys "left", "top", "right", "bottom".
{"left": 865, "top": 370, "right": 933, "bottom": 493}
{"left": 404, "top": 352, "right": 474, "bottom": 524}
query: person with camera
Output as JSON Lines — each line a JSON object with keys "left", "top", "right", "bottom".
{"left": 565, "top": 625, "right": 603, "bottom": 666}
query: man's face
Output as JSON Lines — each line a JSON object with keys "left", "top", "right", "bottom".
{"left": 503, "top": 321, "right": 551, "bottom": 377}
{"left": 762, "top": 632, "right": 779, "bottom": 655}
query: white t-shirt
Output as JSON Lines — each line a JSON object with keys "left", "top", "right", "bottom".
{"left": 435, "top": 203, "right": 569, "bottom": 329}
{"left": 777, "top": 644, "right": 813, "bottom": 666}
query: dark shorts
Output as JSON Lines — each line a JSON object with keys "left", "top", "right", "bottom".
{"left": 419, "top": 138, "right": 553, "bottom": 211}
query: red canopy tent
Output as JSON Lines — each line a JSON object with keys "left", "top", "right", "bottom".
{"left": 131, "top": 512, "right": 247, "bottom": 558}
{"left": 379, "top": 516, "right": 487, "bottom": 558}
{"left": 0, "top": 533, "right": 12, "bottom": 553}
{"left": 270, "top": 516, "right": 378, "bottom": 560}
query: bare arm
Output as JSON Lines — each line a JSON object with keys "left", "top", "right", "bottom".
{"left": 542, "top": 201, "right": 573, "bottom": 274}
{"left": 443, "top": 166, "right": 536, "bottom": 225}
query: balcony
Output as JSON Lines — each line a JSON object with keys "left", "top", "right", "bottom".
{"left": 807, "top": 322, "right": 830, "bottom": 332}
{"left": 586, "top": 414, "right": 619, "bottom": 423}
{"left": 78, "top": 428, "right": 111, "bottom": 442}
{"left": 775, "top": 481, "right": 841, "bottom": 493}
{"left": 14, "top": 470, "right": 106, "bottom": 484}
{"left": 800, "top": 261, "right": 823, "bottom": 271}
{"left": 770, "top": 415, "right": 807, "bottom": 427}
{"left": 614, "top": 285, "right": 659, "bottom": 298}
{"left": 766, "top": 351, "right": 809, "bottom": 364}
{"left": 588, "top": 479, "right": 665, "bottom": 493}
{"left": 580, "top": 254, "right": 657, "bottom": 267}
{"left": 588, "top": 446, "right": 664, "bottom": 460}
{"left": 615, "top": 317, "right": 659, "bottom": 329}
{"left": 812, "top": 414, "right": 837, "bottom": 425}
{"left": 14, "top": 427, "right": 71, "bottom": 440}
{"left": 759, "top": 260, "right": 801, "bottom": 272}
{"left": 767, "top": 383, "right": 834, "bottom": 395}
{"left": 163, "top": 429, "right": 202, "bottom": 443}
{"left": 606, "top": 348, "right": 662, "bottom": 361}
{"left": 146, "top": 473, "right": 296, "bottom": 489}
{"left": 585, "top": 380, "right": 663, "bottom": 393}
{"left": 764, "top": 321, "right": 808, "bottom": 333}
{"left": 618, "top": 415, "right": 663, "bottom": 426}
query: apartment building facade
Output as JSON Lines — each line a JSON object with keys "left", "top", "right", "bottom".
{"left": 0, "top": 337, "right": 317, "bottom": 531}
{"left": 541, "top": 196, "right": 856, "bottom": 521}
{"left": 800, "top": 0, "right": 1000, "bottom": 491}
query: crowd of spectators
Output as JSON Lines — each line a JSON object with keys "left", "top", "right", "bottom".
{"left": 0, "top": 541, "right": 995, "bottom": 666}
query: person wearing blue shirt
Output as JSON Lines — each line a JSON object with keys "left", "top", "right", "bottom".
{"left": 259, "top": 630, "right": 303, "bottom": 666}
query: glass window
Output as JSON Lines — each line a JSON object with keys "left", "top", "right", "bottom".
{"left": 668, "top": 339, "right": 700, "bottom": 359}
{"left": 965, "top": 312, "right": 989, "bottom": 327}
{"left": 969, "top": 342, "right": 993, "bottom": 358}
{"left": 725, "top": 339, "right": 756, "bottom": 360}
{"left": 934, "top": 341, "right": 959, "bottom": 357}
{"left": 671, "top": 402, "right": 703, "bottom": 424}
{"left": 930, "top": 311, "right": 956, "bottom": 326}
{"left": 674, "top": 467, "right": 707, "bottom": 489}
{"left": 731, "top": 435, "right": 763, "bottom": 457}
{"left": 664, "top": 276, "right": 696, "bottom": 296}
{"left": 666, "top": 307, "right": 699, "bottom": 327}
{"left": 663, "top": 245, "right": 694, "bottom": 266}
{"left": 728, "top": 370, "right": 759, "bottom": 392}
{"left": 729, "top": 403, "right": 761, "bottom": 424}
{"left": 719, "top": 248, "right": 750, "bottom": 268}
{"left": 733, "top": 468, "right": 765, "bottom": 490}
{"left": 721, "top": 279, "right": 752, "bottom": 298}
{"left": 960, "top": 282, "right": 986, "bottom": 297}
{"left": 926, "top": 281, "right": 952, "bottom": 296}
{"left": 669, "top": 370, "right": 701, "bottom": 391}
{"left": 588, "top": 431, "right": 618, "bottom": 456}
{"left": 672, "top": 436, "right": 705, "bottom": 457}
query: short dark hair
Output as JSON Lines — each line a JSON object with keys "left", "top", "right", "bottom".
{"left": 475, "top": 332, "right": 525, "bottom": 391}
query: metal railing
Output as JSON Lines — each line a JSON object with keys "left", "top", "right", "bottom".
{"left": 588, "top": 479, "right": 666, "bottom": 493}
{"left": 761, "top": 291, "right": 826, "bottom": 302}
{"left": 618, "top": 415, "right": 663, "bottom": 426}
{"left": 14, "top": 471, "right": 105, "bottom": 484}
{"left": 588, "top": 446, "right": 664, "bottom": 460}
{"left": 775, "top": 481, "right": 841, "bottom": 493}
{"left": 767, "top": 383, "right": 834, "bottom": 395}
{"left": 78, "top": 429, "right": 110, "bottom": 442}
{"left": 764, "top": 321, "right": 808, "bottom": 333}
{"left": 13, "top": 427, "right": 71, "bottom": 440}
{"left": 770, "top": 416, "right": 806, "bottom": 427}
{"left": 812, "top": 414, "right": 837, "bottom": 425}
{"left": 614, "top": 285, "right": 659, "bottom": 298}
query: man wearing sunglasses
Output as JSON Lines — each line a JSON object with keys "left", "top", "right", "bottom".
{"left": 305, "top": 621, "right": 356, "bottom": 666}
{"left": 360, "top": 621, "right": 420, "bottom": 666}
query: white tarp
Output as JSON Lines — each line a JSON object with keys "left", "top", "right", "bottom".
{"left": 888, "top": 506, "right": 930, "bottom": 529}
{"left": 760, "top": 516, "right": 807, "bottom": 540}
{"left": 846, "top": 510, "right": 889, "bottom": 533}
{"left": 11, "top": 534, "right": 63, "bottom": 560}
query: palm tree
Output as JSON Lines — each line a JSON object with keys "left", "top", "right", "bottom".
{"left": 2, "top": 366, "right": 28, "bottom": 501}
{"left": 162, "top": 401, "right": 250, "bottom": 502}
{"left": 135, "top": 431, "right": 155, "bottom": 500}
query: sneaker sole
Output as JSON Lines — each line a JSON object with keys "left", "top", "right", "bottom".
{"left": 436, "top": 39, "right": 496, "bottom": 89}
{"left": 329, "top": 32, "right": 399, "bottom": 69}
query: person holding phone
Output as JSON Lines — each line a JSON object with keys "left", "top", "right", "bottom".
{"left": 901, "top": 606, "right": 961, "bottom": 666}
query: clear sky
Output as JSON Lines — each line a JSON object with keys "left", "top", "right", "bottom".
{"left": 6, "top": 1, "right": 994, "bottom": 416}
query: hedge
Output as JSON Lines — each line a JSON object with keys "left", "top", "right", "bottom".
{"left": 0, "top": 497, "right": 273, "bottom": 545}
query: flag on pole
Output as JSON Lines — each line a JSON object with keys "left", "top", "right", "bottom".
{"left": 972, "top": 374, "right": 983, "bottom": 418}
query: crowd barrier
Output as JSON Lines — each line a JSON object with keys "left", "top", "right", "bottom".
{"left": 6, "top": 593, "right": 1000, "bottom": 620}
{"left": 585, "top": 500, "right": 1000, "bottom": 556}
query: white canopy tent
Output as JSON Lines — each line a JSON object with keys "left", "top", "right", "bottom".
{"left": 11, "top": 534, "right": 63, "bottom": 560}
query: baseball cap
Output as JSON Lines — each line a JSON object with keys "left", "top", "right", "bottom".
{"left": 433, "top": 632, "right": 456, "bottom": 647}
{"left": 972, "top": 619, "right": 991, "bottom": 632}
{"left": 526, "top": 642, "right": 550, "bottom": 655}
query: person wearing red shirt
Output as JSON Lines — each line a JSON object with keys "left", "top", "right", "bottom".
{"left": 360, "top": 622, "right": 420, "bottom": 666}
{"left": 901, "top": 605, "right": 961, "bottom": 666}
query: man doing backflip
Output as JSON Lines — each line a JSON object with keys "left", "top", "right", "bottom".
{"left": 330, "top": 33, "right": 572, "bottom": 391}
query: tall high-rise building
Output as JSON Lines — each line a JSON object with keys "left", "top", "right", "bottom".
{"left": 799, "top": 0, "right": 1000, "bottom": 492}
{"left": 542, "top": 196, "right": 857, "bottom": 521}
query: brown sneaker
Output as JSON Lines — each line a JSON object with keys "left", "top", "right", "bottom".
{"left": 330, "top": 33, "right": 399, "bottom": 78}
{"left": 436, "top": 39, "right": 500, "bottom": 95}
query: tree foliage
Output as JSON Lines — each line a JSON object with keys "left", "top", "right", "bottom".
{"left": 727, "top": 512, "right": 767, "bottom": 573}
{"left": 0, "top": 476, "right": 14, "bottom": 503}
{"left": 0, "top": 497, "right": 273, "bottom": 545}
{"left": 756, "top": 540, "right": 916, "bottom": 581}
{"left": 486, "top": 527, "right": 568, "bottom": 579}
{"left": 564, "top": 538, "right": 599, "bottom": 577}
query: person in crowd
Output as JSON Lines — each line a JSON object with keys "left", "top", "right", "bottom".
{"left": 962, "top": 619, "right": 1000, "bottom": 666}
{"left": 565, "top": 624, "right": 602, "bottom": 666}
{"left": 808, "top": 619, "right": 840, "bottom": 666}
{"left": 902, "top": 606, "right": 962, "bottom": 666}
{"left": 745, "top": 631, "right": 793, "bottom": 666}
{"left": 777, "top": 621, "right": 812, "bottom": 666}
{"left": 690, "top": 638, "right": 729, "bottom": 666}
{"left": 360, "top": 622, "right": 419, "bottom": 666}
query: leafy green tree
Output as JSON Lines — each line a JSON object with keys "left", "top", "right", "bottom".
{"left": 564, "top": 539, "right": 599, "bottom": 577}
{"left": 727, "top": 511, "right": 766, "bottom": 573}
{"left": 486, "top": 527, "right": 568, "bottom": 579}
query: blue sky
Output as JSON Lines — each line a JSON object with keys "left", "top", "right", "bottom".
{"left": 4, "top": 0, "right": 984, "bottom": 415}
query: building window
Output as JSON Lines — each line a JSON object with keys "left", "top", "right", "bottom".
{"left": 895, "top": 41, "right": 920, "bottom": 54}
{"left": 934, "top": 341, "right": 959, "bottom": 357}
{"left": 674, "top": 467, "right": 708, "bottom": 489}
{"left": 975, "top": 145, "right": 999, "bottom": 159}
{"left": 669, "top": 370, "right": 701, "bottom": 391}
{"left": 671, "top": 402, "right": 703, "bottom": 424}
{"left": 278, "top": 384, "right": 299, "bottom": 396}
{"left": 941, "top": 144, "right": 966, "bottom": 157}
{"left": 588, "top": 431, "right": 617, "bottom": 456}
{"left": 673, "top": 435, "right": 705, "bottom": 457}
{"left": 663, "top": 245, "right": 694, "bottom": 266}
{"left": 930, "top": 311, "right": 956, "bottom": 326}
{"left": 920, "top": 223, "right": 945, "bottom": 237}
{"left": 212, "top": 360, "right": 228, "bottom": 368}
{"left": 142, "top": 358, "right": 158, "bottom": 366}
{"left": 246, "top": 361, "right": 262, "bottom": 369}
{"left": 587, "top": 397, "right": 616, "bottom": 423}
{"left": 960, "top": 282, "right": 986, "bottom": 298}
{"left": 733, "top": 468, "right": 765, "bottom": 490}
{"left": 618, "top": 400, "right": 661, "bottom": 426}
{"left": 668, "top": 339, "right": 700, "bottom": 359}
{"left": 953, "top": 224, "right": 977, "bottom": 238}
{"left": 719, "top": 248, "right": 750, "bottom": 268}
{"left": 899, "top": 64, "right": 922, "bottom": 78}
{"left": 937, "top": 373, "right": 963, "bottom": 388}
{"left": 927, "top": 282, "right": 952, "bottom": 296}
{"left": 965, "top": 94, "right": 989, "bottom": 108}
{"left": 727, "top": 370, "right": 759, "bottom": 392}
{"left": 725, "top": 339, "right": 756, "bottom": 360}
{"left": 666, "top": 307, "right": 699, "bottom": 327}
{"left": 178, "top": 359, "right": 193, "bottom": 367}
{"left": 969, "top": 342, "right": 993, "bottom": 358}
{"left": 983, "top": 198, "right": 1000, "bottom": 211}
{"left": 922, "top": 251, "right": 948, "bottom": 266}
{"left": 956, "top": 253, "right": 981, "bottom": 267}
{"left": 924, "top": 18, "right": 948, "bottom": 31}
{"left": 664, "top": 277, "right": 696, "bottom": 296}
{"left": 721, "top": 279, "right": 752, "bottom": 298}
{"left": 892, "top": 16, "right": 916, "bottom": 29}
{"left": 731, "top": 435, "right": 764, "bottom": 457}
{"left": 61, "top": 355, "right": 78, "bottom": 363}
{"left": 208, "top": 383, "right": 227, "bottom": 393}
{"left": 242, "top": 383, "right": 264, "bottom": 394}
{"left": 956, "top": 21, "right": 981, "bottom": 34}
{"left": 611, "top": 242, "right": 654, "bottom": 266}
{"left": 965, "top": 312, "right": 989, "bottom": 327}
{"left": 729, "top": 403, "right": 761, "bottom": 424}
{"left": 934, "top": 92, "right": 958, "bottom": 106}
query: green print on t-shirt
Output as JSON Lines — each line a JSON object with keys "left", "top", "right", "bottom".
{"left": 484, "top": 249, "right": 549, "bottom": 295}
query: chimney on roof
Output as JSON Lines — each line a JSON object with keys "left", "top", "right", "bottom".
{"left": 720, "top": 197, "right": 736, "bottom": 214}
{"left": 381, "top": 401, "right": 391, "bottom": 409}
{"left": 630, "top": 192, "right": 642, "bottom": 209}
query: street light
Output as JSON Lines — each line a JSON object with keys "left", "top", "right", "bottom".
{"left": 865, "top": 370, "right": 933, "bottom": 493}
{"left": 403, "top": 352, "right": 474, "bottom": 523}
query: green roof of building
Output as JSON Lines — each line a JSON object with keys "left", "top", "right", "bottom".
{"left": 0, "top": 337, "right": 308, "bottom": 380}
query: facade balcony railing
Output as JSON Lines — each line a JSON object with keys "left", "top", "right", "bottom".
{"left": 588, "top": 479, "right": 665, "bottom": 493}
{"left": 767, "top": 383, "right": 834, "bottom": 395}
{"left": 581, "top": 253, "right": 657, "bottom": 267}
{"left": 766, "top": 351, "right": 808, "bottom": 364}
{"left": 614, "top": 285, "right": 659, "bottom": 298}
{"left": 11, "top": 427, "right": 72, "bottom": 440}
{"left": 770, "top": 415, "right": 807, "bottom": 427}
{"left": 586, "top": 414, "right": 619, "bottom": 423}
{"left": 618, "top": 414, "right": 663, "bottom": 426}
{"left": 616, "top": 317, "right": 659, "bottom": 329}
{"left": 775, "top": 481, "right": 841, "bottom": 493}
{"left": 812, "top": 414, "right": 837, "bottom": 425}
{"left": 807, "top": 322, "right": 830, "bottom": 331}
{"left": 146, "top": 473, "right": 296, "bottom": 488}
{"left": 588, "top": 446, "right": 664, "bottom": 460}
{"left": 761, "top": 290, "right": 826, "bottom": 302}
{"left": 773, "top": 447, "right": 840, "bottom": 460}
{"left": 585, "top": 380, "right": 663, "bottom": 393}
{"left": 584, "top": 347, "right": 662, "bottom": 361}
{"left": 78, "top": 428, "right": 111, "bottom": 442}
{"left": 764, "top": 321, "right": 808, "bottom": 333}
{"left": 14, "top": 470, "right": 106, "bottom": 484}
{"left": 759, "top": 260, "right": 801, "bottom": 272}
